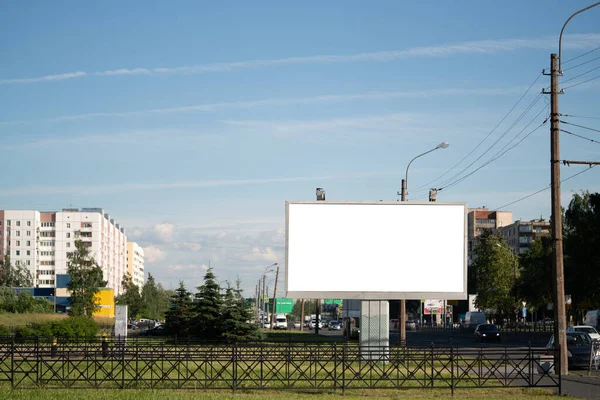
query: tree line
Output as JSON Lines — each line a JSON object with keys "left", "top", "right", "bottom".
{"left": 470, "top": 191, "right": 600, "bottom": 323}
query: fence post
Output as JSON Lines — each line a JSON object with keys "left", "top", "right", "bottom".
{"left": 450, "top": 338, "right": 454, "bottom": 397}
{"left": 333, "top": 343, "right": 337, "bottom": 393}
{"left": 342, "top": 343, "right": 346, "bottom": 396}
{"left": 557, "top": 344, "right": 562, "bottom": 396}
{"left": 232, "top": 343, "right": 237, "bottom": 392}
{"left": 10, "top": 335, "right": 14, "bottom": 389}
{"left": 35, "top": 336, "right": 40, "bottom": 388}
{"left": 121, "top": 335, "right": 125, "bottom": 389}
{"left": 430, "top": 342, "right": 434, "bottom": 389}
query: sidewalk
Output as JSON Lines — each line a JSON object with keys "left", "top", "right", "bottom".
{"left": 554, "top": 372, "right": 600, "bottom": 400}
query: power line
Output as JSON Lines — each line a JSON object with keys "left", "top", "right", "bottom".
{"left": 562, "top": 45, "right": 600, "bottom": 65}
{"left": 492, "top": 165, "right": 597, "bottom": 210}
{"left": 435, "top": 94, "right": 544, "bottom": 190}
{"left": 439, "top": 109, "right": 548, "bottom": 192}
{"left": 411, "top": 72, "right": 543, "bottom": 192}
{"left": 559, "top": 113, "right": 600, "bottom": 120}
{"left": 560, "top": 120, "right": 600, "bottom": 134}
{"left": 561, "top": 64, "right": 600, "bottom": 84}
{"left": 563, "top": 54, "right": 600, "bottom": 71}
{"left": 561, "top": 128, "right": 600, "bottom": 145}
{"left": 562, "top": 73, "right": 600, "bottom": 90}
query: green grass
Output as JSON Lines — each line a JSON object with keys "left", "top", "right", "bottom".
{"left": 0, "top": 314, "right": 68, "bottom": 328}
{"left": 0, "top": 387, "right": 565, "bottom": 399}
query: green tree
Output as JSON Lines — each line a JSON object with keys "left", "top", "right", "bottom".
{"left": 0, "top": 255, "right": 33, "bottom": 287}
{"left": 0, "top": 286, "right": 19, "bottom": 312}
{"left": 141, "top": 274, "right": 170, "bottom": 320}
{"left": 193, "top": 268, "right": 222, "bottom": 340}
{"left": 67, "top": 240, "right": 107, "bottom": 317}
{"left": 471, "top": 233, "right": 516, "bottom": 320}
{"left": 220, "top": 279, "right": 261, "bottom": 342}
{"left": 165, "top": 281, "right": 194, "bottom": 336}
{"left": 516, "top": 236, "right": 553, "bottom": 312}
{"left": 564, "top": 191, "right": 600, "bottom": 313}
{"left": 115, "top": 274, "right": 142, "bottom": 318}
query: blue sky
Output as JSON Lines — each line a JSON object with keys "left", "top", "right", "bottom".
{"left": 1, "top": 1, "right": 599, "bottom": 296}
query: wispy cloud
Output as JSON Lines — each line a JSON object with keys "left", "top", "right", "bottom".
{"left": 0, "top": 172, "right": 399, "bottom": 197}
{"left": 0, "top": 71, "right": 86, "bottom": 85}
{"left": 2, "top": 34, "right": 599, "bottom": 85}
{"left": 0, "top": 86, "right": 524, "bottom": 125}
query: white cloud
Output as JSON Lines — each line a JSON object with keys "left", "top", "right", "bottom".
{"left": 0, "top": 71, "right": 86, "bottom": 85}
{"left": 173, "top": 242, "right": 203, "bottom": 252}
{"left": 144, "top": 246, "right": 167, "bottom": 263}
{"left": 3, "top": 34, "right": 598, "bottom": 86}
{"left": 154, "top": 223, "right": 175, "bottom": 243}
{"left": 168, "top": 263, "right": 209, "bottom": 272}
{"left": 0, "top": 172, "right": 399, "bottom": 197}
{"left": 246, "top": 247, "right": 279, "bottom": 262}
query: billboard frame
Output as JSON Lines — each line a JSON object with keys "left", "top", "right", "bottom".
{"left": 285, "top": 200, "right": 468, "bottom": 300}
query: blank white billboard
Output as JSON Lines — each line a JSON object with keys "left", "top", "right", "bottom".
{"left": 285, "top": 201, "right": 467, "bottom": 300}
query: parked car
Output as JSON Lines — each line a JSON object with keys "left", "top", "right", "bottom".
{"left": 474, "top": 324, "right": 501, "bottom": 343}
{"left": 546, "top": 332, "right": 597, "bottom": 369}
{"left": 567, "top": 325, "right": 600, "bottom": 341}
{"left": 308, "top": 319, "right": 325, "bottom": 330}
{"left": 141, "top": 325, "right": 166, "bottom": 336}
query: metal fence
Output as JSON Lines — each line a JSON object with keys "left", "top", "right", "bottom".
{"left": 0, "top": 337, "right": 561, "bottom": 393}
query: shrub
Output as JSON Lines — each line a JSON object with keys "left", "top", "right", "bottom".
{"left": 15, "top": 326, "right": 37, "bottom": 338}
{"left": 0, "top": 325, "right": 11, "bottom": 336}
{"left": 50, "top": 316, "right": 99, "bottom": 338}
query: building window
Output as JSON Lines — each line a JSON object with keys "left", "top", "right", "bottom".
{"left": 16, "top": 250, "right": 20, "bottom": 256}
{"left": 26, "top": 260, "right": 30, "bottom": 265}
{"left": 26, "top": 230, "right": 31, "bottom": 236}
{"left": 66, "top": 233, "right": 70, "bottom": 238}
{"left": 27, "top": 221, "right": 31, "bottom": 226}
{"left": 16, "top": 241, "right": 20, "bottom": 246}
{"left": 16, "top": 221, "right": 20, "bottom": 227}
{"left": 67, "top": 223, "right": 70, "bottom": 228}
{"left": 16, "top": 231, "right": 20, "bottom": 237}
{"left": 66, "top": 242, "right": 70, "bottom": 248}
{"left": 27, "top": 250, "right": 30, "bottom": 256}
{"left": 7, "top": 220, "right": 11, "bottom": 226}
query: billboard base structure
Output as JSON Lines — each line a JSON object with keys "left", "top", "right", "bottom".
{"left": 360, "top": 300, "right": 389, "bottom": 361}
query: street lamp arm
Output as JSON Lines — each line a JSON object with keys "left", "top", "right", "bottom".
{"left": 404, "top": 142, "right": 449, "bottom": 196}
{"left": 558, "top": 1, "right": 600, "bottom": 72}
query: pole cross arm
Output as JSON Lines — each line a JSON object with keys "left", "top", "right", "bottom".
{"left": 562, "top": 160, "right": 600, "bottom": 167}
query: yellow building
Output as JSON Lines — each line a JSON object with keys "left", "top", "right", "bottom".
{"left": 93, "top": 288, "right": 115, "bottom": 318}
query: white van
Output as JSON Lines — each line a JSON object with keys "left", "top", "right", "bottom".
{"left": 584, "top": 310, "right": 600, "bottom": 330}
{"left": 274, "top": 314, "right": 288, "bottom": 330}
{"left": 463, "top": 312, "right": 487, "bottom": 328}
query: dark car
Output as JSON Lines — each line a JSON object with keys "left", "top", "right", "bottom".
{"left": 474, "top": 324, "right": 501, "bottom": 342}
{"left": 141, "top": 325, "right": 166, "bottom": 337}
{"left": 546, "top": 332, "right": 594, "bottom": 369}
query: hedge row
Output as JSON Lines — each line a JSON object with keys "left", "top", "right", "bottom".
{"left": 0, "top": 316, "right": 99, "bottom": 338}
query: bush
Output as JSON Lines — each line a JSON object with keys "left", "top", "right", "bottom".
{"left": 50, "top": 316, "right": 99, "bottom": 338}
{"left": 15, "top": 326, "right": 37, "bottom": 338}
{"left": 0, "top": 325, "right": 11, "bottom": 336}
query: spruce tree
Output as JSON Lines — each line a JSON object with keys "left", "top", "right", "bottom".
{"left": 67, "top": 240, "right": 107, "bottom": 317}
{"left": 193, "top": 268, "right": 222, "bottom": 340}
{"left": 221, "top": 279, "right": 261, "bottom": 342}
{"left": 165, "top": 281, "right": 194, "bottom": 336}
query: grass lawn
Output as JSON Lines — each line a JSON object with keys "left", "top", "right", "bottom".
{"left": 0, "top": 388, "right": 565, "bottom": 400}
{"left": 0, "top": 313, "right": 67, "bottom": 328}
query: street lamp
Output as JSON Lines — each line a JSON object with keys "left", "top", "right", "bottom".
{"left": 399, "top": 141, "right": 449, "bottom": 345}
{"left": 258, "top": 263, "right": 277, "bottom": 326}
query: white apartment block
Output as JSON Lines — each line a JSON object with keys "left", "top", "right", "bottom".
{"left": 126, "top": 242, "right": 145, "bottom": 289}
{"left": 0, "top": 208, "right": 127, "bottom": 295}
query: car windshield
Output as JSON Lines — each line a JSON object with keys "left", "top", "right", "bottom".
{"left": 567, "top": 333, "right": 591, "bottom": 346}
{"left": 478, "top": 324, "right": 497, "bottom": 331}
{"left": 276, "top": 318, "right": 286, "bottom": 322}
{"left": 574, "top": 327, "right": 596, "bottom": 334}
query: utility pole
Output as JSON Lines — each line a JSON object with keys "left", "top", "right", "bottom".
{"left": 315, "top": 188, "right": 326, "bottom": 336}
{"left": 547, "top": 53, "right": 567, "bottom": 375}
{"left": 262, "top": 274, "right": 267, "bottom": 324}
{"left": 399, "top": 179, "right": 407, "bottom": 346}
{"left": 270, "top": 263, "right": 280, "bottom": 330}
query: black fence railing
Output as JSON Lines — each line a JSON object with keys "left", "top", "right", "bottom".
{"left": 0, "top": 336, "right": 561, "bottom": 393}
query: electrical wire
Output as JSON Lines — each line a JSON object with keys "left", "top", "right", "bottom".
{"left": 439, "top": 108, "right": 549, "bottom": 192}
{"left": 434, "top": 94, "right": 544, "bottom": 190}
{"left": 561, "top": 129, "right": 600, "bottom": 145}
{"left": 492, "top": 165, "right": 597, "bottom": 210}
{"left": 411, "top": 72, "right": 543, "bottom": 192}
{"left": 561, "top": 64, "right": 600, "bottom": 84}
{"left": 560, "top": 120, "right": 600, "bottom": 134}
{"left": 562, "top": 73, "right": 600, "bottom": 90}
{"left": 563, "top": 54, "right": 600, "bottom": 71}
{"left": 559, "top": 113, "right": 600, "bottom": 120}
{"left": 562, "top": 45, "right": 600, "bottom": 65}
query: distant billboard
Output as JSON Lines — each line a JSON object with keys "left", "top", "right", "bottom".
{"left": 285, "top": 201, "right": 467, "bottom": 300}
{"left": 424, "top": 299, "right": 444, "bottom": 315}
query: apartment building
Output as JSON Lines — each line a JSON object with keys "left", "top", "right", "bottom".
{"left": 0, "top": 208, "right": 127, "bottom": 295}
{"left": 467, "top": 207, "right": 513, "bottom": 264}
{"left": 126, "top": 242, "right": 145, "bottom": 289}
{"left": 499, "top": 219, "right": 551, "bottom": 255}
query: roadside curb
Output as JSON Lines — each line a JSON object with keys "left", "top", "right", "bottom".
{"left": 561, "top": 374, "right": 600, "bottom": 386}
